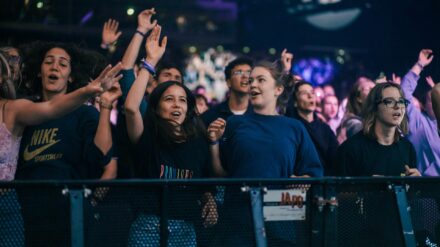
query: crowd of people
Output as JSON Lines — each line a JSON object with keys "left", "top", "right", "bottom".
{"left": 1, "top": 7, "right": 440, "bottom": 247}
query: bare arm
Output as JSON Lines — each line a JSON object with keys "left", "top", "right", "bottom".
{"left": 121, "top": 8, "right": 157, "bottom": 70}
{"left": 13, "top": 63, "right": 122, "bottom": 128}
{"left": 125, "top": 25, "right": 167, "bottom": 143}
{"left": 100, "top": 159, "right": 118, "bottom": 180}
{"left": 94, "top": 81, "right": 123, "bottom": 155}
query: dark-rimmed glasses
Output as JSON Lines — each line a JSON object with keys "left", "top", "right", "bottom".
{"left": 377, "top": 98, "right": 410, "bottom": 108}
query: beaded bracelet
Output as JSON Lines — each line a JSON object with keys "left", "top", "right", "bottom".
{"left": 140, "top": 58, "right": 156, "bottom": 76}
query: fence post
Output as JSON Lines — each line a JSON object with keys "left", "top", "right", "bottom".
{"left": 249, "top": 187, "right": 267, "bottom": 247}
{"left": 68, "top": 188, "right": 85, "bottom": 247}
{"left": 324, "top": 185, "right": 338, "bottom": 247}
{"left": 160, "top": 185, "right": 169, "bottom": 247}
{"left": 310, "top": 184, "right": 324, "bottom": 247}
{"left": 393, "top": 185, "right": 416, "bottom": 247}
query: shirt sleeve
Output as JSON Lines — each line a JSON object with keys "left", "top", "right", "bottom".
{"left": 118, "top": 69, "right": 147, "bottom": 116}
{"left": 401, "top": 70, "right": 424, "bottom": 129}
{"left": 294, "top": 123, "right": 324, "bottom": 177}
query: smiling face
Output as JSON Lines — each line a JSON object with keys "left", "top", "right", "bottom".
{"left": 40, "top": 47, "right": 72, "bottom": 97}
{"left": 249, "top": 66, "right": 283, "bottom": 114}
{"left": 376, "top": 87, "right": 406, "bottom": 128}
{"left": 157, "top": 85, "right": 188, "bottom": 125}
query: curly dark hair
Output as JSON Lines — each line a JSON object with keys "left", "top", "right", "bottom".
{"left": 144, "top": 80, "right": 207, "bottom": 149}
{"left": 20, "top": 41, "right": 98, "bottom": 99}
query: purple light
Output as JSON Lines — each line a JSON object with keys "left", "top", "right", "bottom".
{"left": 80, "top": 10, "right": 94, "bottom": 25}
{"left": 293, "top": 57, "right": 336, "bottom": 86}
{"left": 196, "top": 0, "right": 237, "bottom": 20}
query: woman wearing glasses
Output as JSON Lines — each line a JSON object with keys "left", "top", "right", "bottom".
{"left": 336, "top": 82, "right": 420, "bottom": 177}
{"left": 335, "top": 82, "right": 421, "bottom": 246}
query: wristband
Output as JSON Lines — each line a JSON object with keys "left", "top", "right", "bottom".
{"left": 209, "top": 140, "right": 219, "bottom": 146}
{"left": 140, "top": 58, "right": 156, "bottom": 76}
{"left": 416, "top": 61, "right": 424, "bottom": 69}
{"left": 135, "top": 30, "right": 146, "bottom": 38}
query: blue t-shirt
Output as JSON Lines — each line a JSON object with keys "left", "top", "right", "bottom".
{"left": 222, "top": 113, "right": 323, "bottom": 178}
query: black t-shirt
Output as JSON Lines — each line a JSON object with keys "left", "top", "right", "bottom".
{"left": 135, "top": 128, "right": 211, "bottom": 179}
{"left": 17, "top": 105, "right": 112, "bottom": 180}
{"left": 135, "top": 128, "right": 212, "bottom": 219}
{"left": 336, "top": 132, "right": 417, "bottom": 176}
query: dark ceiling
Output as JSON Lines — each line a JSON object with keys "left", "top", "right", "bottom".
{"left": 1, "top": 0, "right": 439, "bottom": 78}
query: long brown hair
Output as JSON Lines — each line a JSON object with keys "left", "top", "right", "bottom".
{"left": 362, "top": 82, "right": 409, "bottom": 142}
{"left": 144, "top": 81, "right": 206, "bottom": 149}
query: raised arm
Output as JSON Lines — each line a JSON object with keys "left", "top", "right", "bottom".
{"left": 125, "top": 25, "right": 167, "bottom": 143}
{"left": 402, "top": 49, "right": 434, "bottom": 96}
{"left": 280, "top": 48, "right": 294, "bottom": 74}
{"left": 12, "top": 63, "right": 122, "bottom": 129}
{"left": 121, "top": 8, "right": 157, "bottom": 70}
{"left": 94, "top": 81, "right": 123, "bottom": 154}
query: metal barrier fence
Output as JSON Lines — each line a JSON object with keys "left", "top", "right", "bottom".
{"left": 1, "top": 177, "right": 439, "bottom": 247}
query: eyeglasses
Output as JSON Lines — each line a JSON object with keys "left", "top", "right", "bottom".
{"left": 377, "top": 98, "right": 410, "bottom": 108}
{"left": 232, "top": 70, "right": 251, "bottom": 77}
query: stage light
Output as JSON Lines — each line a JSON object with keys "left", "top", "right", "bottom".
{"left": 189, "top": 46, "right": 197, "bottom": 53}
{"left": 242, "top": 46, "right": 250, "bottom": 53}
{"left": 305, "top": 8, "right": 362, "bottom": 30}
{"left": 269, "top": 48, "right": 276, "bottom": 55}
{"left": 338, "top": 49, "right": 345, "bottom": 56}
{"left": 127, "top": 8, "right": 135, "bottom": 16}
{"left": 176, "top": 16, "right": 186, "bottom": 26}
{"left": 336, "top": 56, "right": 344, "bottom": 64}
{"left": 36, "top": 1, "right": 43, "bottom": 9}
{"left": 216, "top": 45, "right": 224, "bottom": 52}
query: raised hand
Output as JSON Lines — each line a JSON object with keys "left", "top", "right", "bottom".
{"left": 137, "top": 8, "right": 157, "bottom": 34}
{"left": 88, "top": 63, "right": 123, "bottom": 95}
{"left": 207, "top": 118, "right": 226, "bottom": 143}
{"left": 392, "top": 73, "right": 401, "bottom": 85}
{"left": 99, "top": 82, "right": 123, "bottom": 107}
{"left": 418, "top": 49, "right": 434, "bottom": 67}
{"left": 281, "top": 48, "right": 294, "bottom": 73}
{"left": 145, "top": 25, "right": 167, "bottom": 66}
{"left": 102, "top": 19, "right": 122, "bottom": 47}
{"left": 426, "top": 76, "right": 436, "bottom": 88}
{"left": 405, "top": 165, "right": 421, "bottom": 177}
